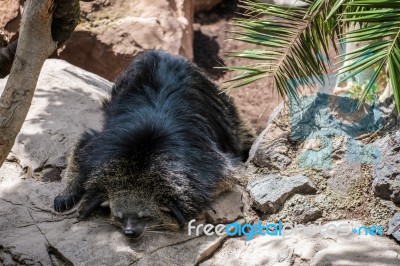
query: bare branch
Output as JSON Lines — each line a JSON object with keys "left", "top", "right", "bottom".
{"left": 0, "top": 0, "right": 81, "bottom": 78}
{"left": 0, "top": 0, "right": 57, "bottom": 166}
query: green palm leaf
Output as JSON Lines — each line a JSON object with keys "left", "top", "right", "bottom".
{"left": 339, "top": 1, "right": 400, "bottom": 110}
{"left": 225, "top": 0, "right": 343, "bottom": 102}
{"left": 227, "top": 0, "right": 400, "bottom": 113}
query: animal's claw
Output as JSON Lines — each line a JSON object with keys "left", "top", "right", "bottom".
{"left": 54, "top": 194, "right": 76, "bottom": 212}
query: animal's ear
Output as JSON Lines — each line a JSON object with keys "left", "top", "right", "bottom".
{"left": 78, "top": 194, "right": 107, "bottom": 220}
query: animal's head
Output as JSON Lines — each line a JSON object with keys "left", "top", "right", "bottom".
{"left": 87, "top": 132, "right": 203, "bottom": 239}
{"left": 107, "top": 190, "right": 186, "bottom": 239}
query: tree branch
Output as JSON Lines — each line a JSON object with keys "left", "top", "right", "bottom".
{"left": 0, "top": 0, "right": 81, "bottom": 79}
{"left": 0, "top": 0, "right": 57, "bottom": 166}
{"left": 0, "top": 0, "right": 82, "bottom": 167}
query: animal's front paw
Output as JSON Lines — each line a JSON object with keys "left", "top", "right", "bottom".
{"left": 54, "top": 194, "right": 77, "bottom": 212}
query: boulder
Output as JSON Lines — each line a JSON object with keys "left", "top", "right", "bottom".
{"left": 247, "top": 174, "right": 316, "bottom": 213}
{"left": 387, "top": 213, "right": 400, "bottom": 242}
{"left": 248, "top": 102, "right": 292, "bottom": 170}
{"left": 372, "top": 130, "right": 400, "bottom": 203}
{"left": 0, "top": 0, "right": 20, "bottom": 43}
{"left": 251, "top": 125, "right": 292, "bottom": 170}
{"left": 0, "top": 0, "right": 194, "bottom": 81}
{"left": 290, "top": 93, "right": 381, "bottom": 168}
{"left": 246, "top": 93, "right": 394, "bottom": 227}
{"left": 249, "top": 93, "right": 382, "bottom": 171}
{"left": 0, "top": 59, "right": 111, "bottom": 180}
{"left": 57, "top": 0, "right": 194, "bottom": 80}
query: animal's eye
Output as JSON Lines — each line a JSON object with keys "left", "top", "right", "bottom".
{"left": 113, "top": 212, "right": 124, "bottom": 223}
{"left": 138, "top": 211, "right": 151, "bottom": 220}
{"left": 114, "top": 216, "right": 123, "bottom": 223}
{"left": 141, "top": 214, "right": 151, "bottom": 220}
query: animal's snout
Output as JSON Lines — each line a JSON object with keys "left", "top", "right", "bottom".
{"left": 123, "top": 218, "right": 144, "bottom": 238}
{"left": 123, "top": 228, "right": 142, "bottom": 238}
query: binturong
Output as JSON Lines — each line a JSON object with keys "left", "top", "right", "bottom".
{"left": 54, "top": 51, "right": 255, "bottom": 239}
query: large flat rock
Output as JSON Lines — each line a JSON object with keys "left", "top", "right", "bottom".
{"left": 0, "top": 160, "right": 223, "bottom": 265}
{"left": 247, "top": 174, "right": 316, "bottom": 213}
{"left": 58, "top": 0, "right": 194, "bottom": 80}
{"left": 201, "top": 220, "right": 400, "bottom": 266}
{"left": 0, "top": 59, "right": 111, "bottom": 181}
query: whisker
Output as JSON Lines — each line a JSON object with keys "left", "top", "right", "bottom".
{"left": 145, "top": 225, "right": 165, "bottom": 228}
{"left": 147, "top": 223, "right": 180, "bottom": 228}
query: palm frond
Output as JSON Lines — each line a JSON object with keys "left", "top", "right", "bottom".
{"left": 338, "top": 1, "right": 400, "bottom": 111}
{"left": 225, "top": 0, "right": 343, "bottom": 101}
{"left": 227, "top": 0, "right": 400, "bottom": 112}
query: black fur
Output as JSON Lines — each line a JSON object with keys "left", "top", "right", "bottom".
{"left": 54, "top": 50, "right": 254, "bottom": 224}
